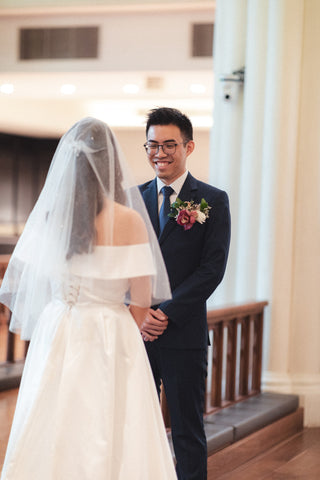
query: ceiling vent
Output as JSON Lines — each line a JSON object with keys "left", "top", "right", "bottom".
{"left": 19, "top": 27, "right": 99, "bottom": 60}
{"left": 145, "top": 76, "right": 164, "bottom": 90}
{"left": 192, "top": 23, "right": 214, "bottom": 57}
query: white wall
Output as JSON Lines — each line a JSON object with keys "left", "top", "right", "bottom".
{"left": 0, "top": 9, "right": 213, "bottom": 72}
{"left": 0, "top": 5, "right": 215, "bottom": 135}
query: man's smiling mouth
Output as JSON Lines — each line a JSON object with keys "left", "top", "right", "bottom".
{"left": 154, "top": 161, "right": 172, "bottom": 166}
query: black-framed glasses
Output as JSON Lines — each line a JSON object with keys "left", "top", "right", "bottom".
{"left": 143, "top": 142, "right": 186, "bottom": 156}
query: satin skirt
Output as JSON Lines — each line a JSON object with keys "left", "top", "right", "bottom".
{"left": 1, "top": 301, "right": 176, "bottom": 479}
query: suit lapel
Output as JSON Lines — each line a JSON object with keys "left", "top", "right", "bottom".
{"left": 159, "top": 172, "right": 198, "bottom": 244}
{"left": 142, "top": 179, "right": 160, "bottom": 236}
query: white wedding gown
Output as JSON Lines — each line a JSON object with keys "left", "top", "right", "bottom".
{"left": 1, "top": 245, "right": 176, "bottom": 480}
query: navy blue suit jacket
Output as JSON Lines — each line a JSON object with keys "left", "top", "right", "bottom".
{"left": 139, "top": 173, "right": 231, "bottom": 349}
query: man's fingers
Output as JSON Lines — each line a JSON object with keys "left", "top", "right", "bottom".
{"left": 141, "top": 332, "right": 158, "bottom": 342}
{"left": 144, "top": 315, "right": 168, "bottom": 329}
{"left": 149, "top": 308, "right": 168, "bottom": 321}
{"left": 141, "top": 309, "right": 169, "bottom": 339}
{"left": 142, "top": 325, "right": 166, "bottom": 335}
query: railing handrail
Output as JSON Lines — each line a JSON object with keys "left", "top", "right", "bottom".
{"left": 207, "top": 300, "right": 268, "bottom": 324}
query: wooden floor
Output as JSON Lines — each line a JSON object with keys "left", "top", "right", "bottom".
{"left": 1, "top": 388, "right": 320, "bottom": 478}
{"left": 210, "top": 427, "right": 320, "bottom": 479}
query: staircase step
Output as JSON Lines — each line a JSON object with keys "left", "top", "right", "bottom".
{"left": 207, "top": 407, "right": 303, "bottom": 479}
{"left": 205, "top": 392, "right": 299, "bottom": 445}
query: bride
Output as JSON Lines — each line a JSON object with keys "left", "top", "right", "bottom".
{"left": 0, "top": 117, "right": 176, "bottom": 479}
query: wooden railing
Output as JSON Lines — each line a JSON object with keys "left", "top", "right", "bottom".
{"left": 0, "top": 255, "right": 268, "bottom": 422}
{"left": 161, "top": 300, "right": 268, "bottom": 426}
{"left": 0, "top": 255, "right": 28, "bottom": 364}
{"left": 206, "top": 300, "right": 268, "bottom": 413}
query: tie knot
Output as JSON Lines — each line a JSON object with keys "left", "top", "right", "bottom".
{"left": 161, "top": 186, "right": 174, "bottom": 198}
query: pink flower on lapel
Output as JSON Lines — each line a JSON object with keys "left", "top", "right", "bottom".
{"left": 177, "top": 209, "right": 197, "bottom": 230}
{"left": 169, "top": 197, "right": 211, "bottom": 231}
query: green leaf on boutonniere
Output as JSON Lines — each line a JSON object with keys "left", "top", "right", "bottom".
{"left": 200, "top": 198, "right": 208, "bottom": 211}
{"left": 168, "top": 197, "right": 184, "bottom": 218}
{"left": 172, "top": 197, "right": 184, "bottom": 209}
{"left": 168, "top": 210, "right": 177, "bottom": 218}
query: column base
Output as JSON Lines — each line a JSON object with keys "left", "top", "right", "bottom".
{"left": 262, "top": 371, "right": 320, "bottom": 426}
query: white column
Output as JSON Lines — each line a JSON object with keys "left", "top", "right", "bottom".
{"left": 266, "top": 0, "right": 320, "bottom": 426}
{"left": 235, "top": 0, "right": 270, "bottom": 301}
{"left": 209, "top": 0, "right": 248, "bottom": 305}
{"left": 260, "top": 0, "right": 304, "bottom": 382}
{"left": 210, "top": 0, "right": 320, "bottom": 425}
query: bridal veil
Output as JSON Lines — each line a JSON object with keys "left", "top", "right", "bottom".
{"left": 0, "top": 117, "right": 171, "bottom": 340}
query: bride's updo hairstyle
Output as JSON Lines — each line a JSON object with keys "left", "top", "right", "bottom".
{"left": 66, "top": 118, "right": 124, "bottom": 259}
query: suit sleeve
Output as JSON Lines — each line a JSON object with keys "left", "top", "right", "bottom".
{"left": 159, "top": 190, "right": 231, "bottom": 328}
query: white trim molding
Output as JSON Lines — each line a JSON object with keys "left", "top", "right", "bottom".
{"left": 263, "top": 371, "right": 320, "bottom": 426}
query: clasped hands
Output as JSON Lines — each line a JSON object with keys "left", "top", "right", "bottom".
{"left": 140, "top": 308, "right": 168, "bottom": 342}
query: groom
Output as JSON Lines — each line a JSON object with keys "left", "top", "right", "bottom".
{"left": 139, "top": 107, "right": 231, "bottom": 480}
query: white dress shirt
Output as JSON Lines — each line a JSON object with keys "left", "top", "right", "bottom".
{"left": 156, "top": 170, "right": 189, "bottom": 213}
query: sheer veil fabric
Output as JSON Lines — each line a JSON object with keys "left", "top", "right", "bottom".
{"left": 0, "top": 117, "right": 171, "bottom": 340}
{"left": 0, "top": 117, "right": 176, "bottom": 479}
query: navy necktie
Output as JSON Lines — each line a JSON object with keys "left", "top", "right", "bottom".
{"left": 159, "top": 186, "right": 174, "bottom": 234}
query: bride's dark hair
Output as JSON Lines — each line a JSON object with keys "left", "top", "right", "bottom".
{"left": 66, "top": 119, "right": 124, "bottom": 259}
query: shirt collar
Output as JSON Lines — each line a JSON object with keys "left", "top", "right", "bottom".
{"left": 156, "top": 170, "right": 189, "bottom": 196}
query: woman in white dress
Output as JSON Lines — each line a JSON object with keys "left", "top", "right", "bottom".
{"left": 0, "top": 117, "right": 176, "bottom": 479}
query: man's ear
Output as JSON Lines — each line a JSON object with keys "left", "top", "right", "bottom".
{"left": 186, "top": 140, "right": 195, "bottom": 157}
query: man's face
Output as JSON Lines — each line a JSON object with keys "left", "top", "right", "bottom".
{"left": 146, "top": 124, "right": 194, "bottom": 184}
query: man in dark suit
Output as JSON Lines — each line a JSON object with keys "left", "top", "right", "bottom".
{"left": 139, "top": 107, "right": 231, "bottom": 480}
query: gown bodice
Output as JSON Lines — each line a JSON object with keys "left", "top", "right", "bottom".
{"left": 55, "top": 243, "right": 156, "bottom": 307}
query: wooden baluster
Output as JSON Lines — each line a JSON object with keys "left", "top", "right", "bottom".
{"left": 239, "top": 316, "right": 250, "bottom": 397}
{"left": 225, "top": 318, "right": 237, "bottom": 403}
{"left": 211, "top": 323, "right": 223, "bottom": 408}
{"left": 251, "top": 312, "right": 263, "bottom": 393}
{"left": 6, "top": 334, "right": 15, "bottom": 363}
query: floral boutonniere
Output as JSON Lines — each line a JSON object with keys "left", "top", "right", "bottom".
{"left": 168, "top": 198, "right": 211, "bottom": 231}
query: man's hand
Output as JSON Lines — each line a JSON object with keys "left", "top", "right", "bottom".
{"left": 141, "top": 308, "right": 168, "bottom": 342}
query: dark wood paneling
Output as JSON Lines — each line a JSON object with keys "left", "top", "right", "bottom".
{"left": 0, "top": 132, "right": 58, "bottom": 237}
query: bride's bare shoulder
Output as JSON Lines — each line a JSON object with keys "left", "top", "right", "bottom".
{"left": 113, "top": 203, "right": 148, "bottom": 245}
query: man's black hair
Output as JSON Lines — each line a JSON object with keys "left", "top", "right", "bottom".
{"left": 146, "top": 107, "right": 193, "bottom": 142}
